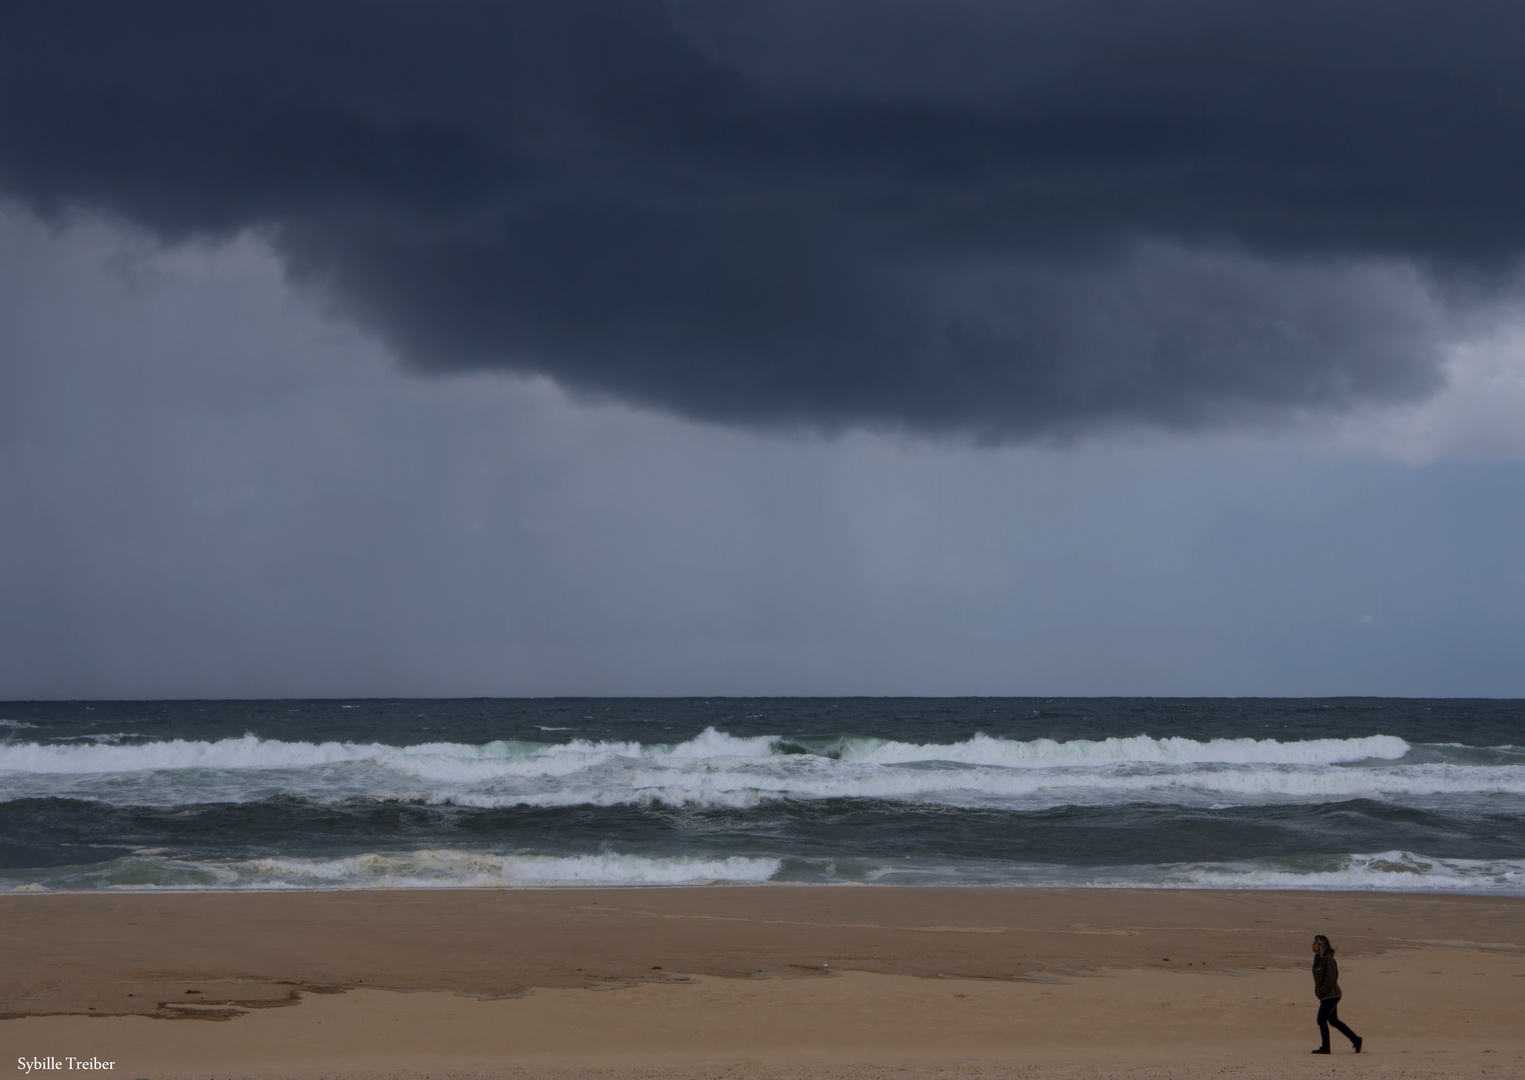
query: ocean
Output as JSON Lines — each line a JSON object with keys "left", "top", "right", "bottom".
{"left": 2, "top": 698, "right": 1522, "bottom": 893}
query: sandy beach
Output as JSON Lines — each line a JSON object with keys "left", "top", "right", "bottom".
{"left": 2, "top": 887, "right": 1522, "bottom": 1079}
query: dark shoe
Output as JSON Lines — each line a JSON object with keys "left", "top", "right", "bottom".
{"left": 1353, "top": 1037, "right": 1363, "bottom": 1054}
{"left": 1311, "top": 1047, "right": 1331, "bottom": 1054}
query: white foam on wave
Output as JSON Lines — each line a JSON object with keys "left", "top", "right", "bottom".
{"left": 431, "top": 761, "right": 1525, "bottom": 810}
{"left": 6, "top": 846, "right": 1520, "bottom": 894}
{"left": 60, "top": 850, "right": 781, "bottom": 890}
{"left": 853, "top": 849, "right": 1525, "bottom": 893}
{"left": 0, "top": 734, "right": 595, "bottom": 775}
{"left": 0, "top": 728, "right": 782, "bottom": 777}
{"left": 666, "top": 728, "right": 782, "bottom": 758}
{"left": 0, "top": 734, "right": 391, "bottom": 773}
{"left": 846, "top": 733, "right": 1411, "bottom": 767}
{"left": 382, "top": 749, "right": 614, "bottom": 782}
{"left": 262, "top": 850, "right": 779, "bottom": 887}
{"left": 1160, "top": 850, "right": 1525, "bottom": 893}
{"left": 0, "top": 727, "right": 1414, "bottom": 776}
{"left": 6, "top": 727, "right": 1522, "bottom": 814}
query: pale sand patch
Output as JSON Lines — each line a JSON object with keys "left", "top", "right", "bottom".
{"left": 2, "top": 888, "right": 1522, "bottom": 1079}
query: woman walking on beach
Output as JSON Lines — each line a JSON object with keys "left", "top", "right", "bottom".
{"left": 1311, "top": 935, "right": 1362, "bottom": 1054}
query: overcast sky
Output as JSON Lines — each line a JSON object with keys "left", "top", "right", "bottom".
{"left": 3, "top": 0, "right": 1525, "bottom": 698}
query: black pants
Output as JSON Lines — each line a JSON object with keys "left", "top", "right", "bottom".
{"left": 1316, "top": 997, "right": 1358, "bottom": 1049}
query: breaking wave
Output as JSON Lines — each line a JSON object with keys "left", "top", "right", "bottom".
{"left": 0, "top": 728, "right": 1411, "bottom": 775}
{"left": 426, "top": 762, "right": 1525, "bottom": 810}
{"left": 4, "top": 728, "right": 1523, "bottom": 813}
{"left": 7, "top": 701, "right": 1518, "bottom": 896}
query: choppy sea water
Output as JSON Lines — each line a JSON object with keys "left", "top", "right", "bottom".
{"left": 2, "top": 698, "right": 1522, "bottom": 893}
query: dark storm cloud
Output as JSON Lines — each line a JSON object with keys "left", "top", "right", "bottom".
{"left": 4, "top": 0, "right": 1522, "bottom": 437}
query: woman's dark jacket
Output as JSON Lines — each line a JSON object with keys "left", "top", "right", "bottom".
{"left": 1312, "top": 955, "right": 1342, "bottom": 1000}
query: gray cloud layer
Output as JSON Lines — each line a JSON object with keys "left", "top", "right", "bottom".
{"left": 5, "top": 1, "right": 1522, "bottom": 438}
{"left": 7, "top": 212, "right": 1525, "bottom": 697}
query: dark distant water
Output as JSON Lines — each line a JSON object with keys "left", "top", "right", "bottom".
{"left": 2, "top": 698, "right": 1522, "bottom": 892}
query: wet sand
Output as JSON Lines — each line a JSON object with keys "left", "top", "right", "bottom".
{"left": 2, "top": 887, "right": 1522, "bottom": 1078}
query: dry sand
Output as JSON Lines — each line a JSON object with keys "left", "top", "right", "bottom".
{"left": 2, "top": 887, "right": 1522, "bottom": 1079}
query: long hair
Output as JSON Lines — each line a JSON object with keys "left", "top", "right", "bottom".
{"left": 1314, "top": 934, "right": 1336, "bottom": 956}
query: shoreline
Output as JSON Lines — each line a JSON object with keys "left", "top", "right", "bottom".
{"left": 7, "top": 878, "right": 1525, "bottom": 891}
{"left": 4, "top": 886, "right": 1522, "bottom": 1078}
{"left": 8, "top": 875, "right": 1525, "bottom": 898}
{"left": 7, "top": 879, "right": 1525, "bottom": 907}
{"left": 8, "top": 875, "right": 1525, "bottom": 893}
